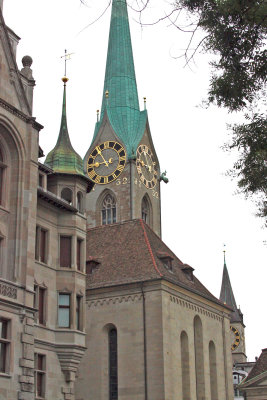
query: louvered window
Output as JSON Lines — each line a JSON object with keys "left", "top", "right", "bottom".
{"left": 60, "top": 236, "right": 72, "bottom": 268}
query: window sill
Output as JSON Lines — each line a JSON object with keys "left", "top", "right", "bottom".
{"left": 0, "top": 205, "right": 10, "bottom": 214}
{"left": 0, "top": 372, "right": 11, "bottom": 378}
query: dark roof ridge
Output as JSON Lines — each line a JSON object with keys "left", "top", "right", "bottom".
{"left": 139, "top": 219, "right": 162, "bottom": 277}
{"left": 87, "top": 218, "right": 140, "bottom": 233}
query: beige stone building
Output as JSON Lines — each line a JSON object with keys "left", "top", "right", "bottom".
{"left": 0, "top": 0, "right": 236, "bottom": 399}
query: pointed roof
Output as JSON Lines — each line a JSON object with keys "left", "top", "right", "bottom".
{"left": 91, "top": 0, "right": 147, "bottom": 157}
{"left": 219, "top": 253, "right": 243, "bottom": 323}
{"left": 241, "top": 348, "right": 267, "bottom": 384}
{"left": 86, "top": 219, "right": 229, "bottom": 309}
{"left": 45, "top": 79, "right": 84, "bottom": 175}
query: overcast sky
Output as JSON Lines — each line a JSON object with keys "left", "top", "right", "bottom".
{"left": 4, "top": 0, "right": 266, "bottom": 361}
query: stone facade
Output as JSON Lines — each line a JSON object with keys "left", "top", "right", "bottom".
{"left": 0, "top": 0, "right": 236, "bottom": 399}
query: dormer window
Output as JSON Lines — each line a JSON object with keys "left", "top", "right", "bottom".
{"left": 157, "top": 252, "right": 174, "bottom": 271}
{"left": 182, "top": 264, "right": 194, "bottom": 281}
{"left": 86, "top": 259, "right": 100, "bottom": 275}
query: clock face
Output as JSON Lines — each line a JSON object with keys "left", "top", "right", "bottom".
{"left": 86, "top": 141, "right": 126, "bottom": 184}
{"left": 136, "top": 144, "right": 158, "bottom": 189}
{"left": 230, "top": 325, "right": 241, "bottom": 351}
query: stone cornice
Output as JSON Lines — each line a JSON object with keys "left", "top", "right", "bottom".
{"left": 0, "top": 97, "right": 43, "bottom": 131}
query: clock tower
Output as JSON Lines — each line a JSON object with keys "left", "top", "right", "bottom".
{"left": 219, "top": 253, "right": 247, "bottom": 364}
{"left": 84, "top": 0, "right": 164, "bottom": 237}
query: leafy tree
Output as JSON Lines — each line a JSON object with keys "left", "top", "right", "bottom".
{"left": 175, "top": 0, "right": 267, "bottom": 221}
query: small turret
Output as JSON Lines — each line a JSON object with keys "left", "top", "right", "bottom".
{"left": 45, "top": 77, "right": 84, "bottom": 176}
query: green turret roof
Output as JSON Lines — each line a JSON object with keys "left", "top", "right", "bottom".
{"left": 219, "top": 254, "right": 243, "bottom": 323}
{"left": 91, "top": 0, "right": 147, "bottom": 157}
{"left": 45, "top": 81, "right": 84, "bottom": 175}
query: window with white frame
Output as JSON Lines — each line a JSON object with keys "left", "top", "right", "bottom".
{"left": 58, "top": 293, "right": 71, "bottom": 328}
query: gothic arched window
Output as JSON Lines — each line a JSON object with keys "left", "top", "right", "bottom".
{"left": 77, "top": 191, "right": 83, "bottom": 213}
{"left": 109, "top": 328, "right": 118, "bottom": 400}
{"left": 141, "top": 196, "right": 150, "bottom": 224}
{"left": 61, "top": 188, "right": 73, "bottom": 205}
{"left": 0, "top": 146, "right": 6, "bottom": 206}
{"left": 102, "top": 194, "right": 116, "bottom": 225}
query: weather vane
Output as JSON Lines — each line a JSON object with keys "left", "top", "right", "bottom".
{"left": 61, "top": 49, "right": 74, "bottom": 77}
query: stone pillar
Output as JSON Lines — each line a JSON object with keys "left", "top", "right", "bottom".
{"left": 18, "top": 316, "right": 35, "bottom": 400}
{"left": 0, "top": 0, "right": 3, "bottom": 11}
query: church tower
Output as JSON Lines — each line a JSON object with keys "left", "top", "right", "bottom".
{"left": 220, "top": 252, "right": 247, "bottom": 364}
{"left": 84, "top": 0, "right": 163, "bottom": 237}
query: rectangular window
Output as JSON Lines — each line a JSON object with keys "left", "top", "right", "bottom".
{"left": 34, "top": 286, "right": 46, "bottom": 326}
{"left": 77, "top": 239, "right": 82, "bottom": 271}
{"left": 38, "top": 173, "right": 44, "bottom": 188}
{"left": 38, "top": 288, "right": 45, "bottom": 325}
{"left": 35, "top": 227, "right": 48, "bottom": 264}
{"left": 0, "top": 319, "right": 10, "bottom": 374}
{"left": 60, "top": 236, "right": 72, "bottom": 268}
{"left": 35, "top": 353, "right": 46, "bottom": 398}
{"left": 58, "top": 294, "right": 70, "bottom": 328}
{"left": 76, "top": 296, "right": 82, "bottom": 331}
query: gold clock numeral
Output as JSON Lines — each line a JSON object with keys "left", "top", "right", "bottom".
{"left": 116, "top": 164, "right": 124, "bottom": 172}
{"left": 103, "top": 176, "right": 109, "bottom": 184}
{"left": 104, "top": 141, "right": 109, "bottom": 149}
{"left": 94, "top": 175, "right": 101, "bottom": 184}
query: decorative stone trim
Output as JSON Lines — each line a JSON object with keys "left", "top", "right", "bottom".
{"left": 87, "top": 294, "right": 142, "bottom": 308}
{"left": 0, "top": 282, "right": 17, "bottom": 299}
{"left": 0, "top": 97, "right": 43, "bottom": 131}
{"left": 169, "top": 295, "right": 222, "bottom": 321}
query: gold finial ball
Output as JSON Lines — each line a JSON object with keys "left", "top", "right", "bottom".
{"left": 105, "top": 90, "right": 109, "bottom": 98}
{"left": 144, "top": 97, "right": 146, "bottom": 101}
{"left": 62, "top": 76, "right": 69, "bottom": 83}
{"left": 97, "top": 109, "right": 100, "bottom": 113}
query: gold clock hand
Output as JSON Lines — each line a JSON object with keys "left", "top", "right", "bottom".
{"left": 96, "top": 147, "right": 109, "bottom": 167}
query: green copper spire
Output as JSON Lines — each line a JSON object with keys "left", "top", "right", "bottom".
{"left": 45, "top": 79, "right": 84, "bottom": 175}
{"left": 92, "top": 0, "right": 147, "bottom": 157}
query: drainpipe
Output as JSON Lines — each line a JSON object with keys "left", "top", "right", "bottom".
{"left": 141, "top": 282, "right": 148, "bottom": 400}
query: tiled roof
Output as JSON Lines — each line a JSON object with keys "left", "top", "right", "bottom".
{"left": 86, "top": 219, "right": 226, "bottom": 306}
{"left": 91, "top": 0, "right": 147, "bottom": 157}
{"left": 219, "top": 259, "right": 243, "bottom": 323}
{"left": 244, "top": 348, "right": 267, "bottom": 382}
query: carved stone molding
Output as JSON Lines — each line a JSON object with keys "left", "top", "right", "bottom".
{"left": 169, "top": 295, "right": 222, "bottom": 321}
{"left": 0, "top": 281, "right": 17, "bottom": 299}
{"left": 88, "top": 293, "right": 142, "bottom": 308}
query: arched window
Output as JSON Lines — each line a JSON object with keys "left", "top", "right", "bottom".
{"left": 109, "top": 328, "right": 118, "bottom": 400}
{"left": 141, "top": 196, "right": 150, "bottom": 224}
{"left": 194, "top": 316, "right": 205, "bottom": 400}
{"left": 77, "top": 191, "right": 83, "bottom": 213}
{"left": 61, "top": 188, "right": 73, "bottom": 205}
{"left": 180, "top": 331, "right": 191, "bottom": 400}
{"left": 102, "top": 194, "right": 116, "bottom": 225}
{"left": 0, "top": 146, "right": 6, "bottom": 206}
{"left": 209, "top": 341, "right": 218, "bottom": 400}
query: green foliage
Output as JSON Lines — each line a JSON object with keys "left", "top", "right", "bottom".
{"left": 176, "top": 0, "right": 267, "bottom": 220}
